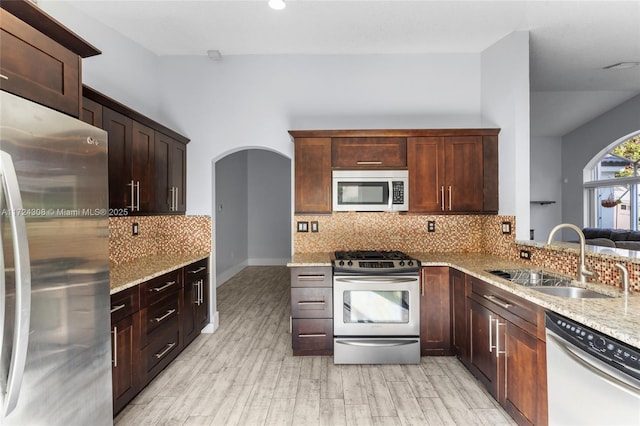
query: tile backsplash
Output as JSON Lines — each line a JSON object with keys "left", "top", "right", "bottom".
{"left": 293, "top": 213, "right": 516, "bottom": 255}
{"left": 110, "top": 215, "right": 212, "bottom": 264}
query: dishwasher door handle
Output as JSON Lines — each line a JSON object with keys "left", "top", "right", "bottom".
{"left": 547, "top": 332, "right": 640, "bottom": 397}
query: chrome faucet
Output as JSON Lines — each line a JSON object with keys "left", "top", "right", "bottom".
{"left": 546, "top": 223, "right": 596, "bottom": 283}
{"left": 615, "top": 263, "right": 630, "bottom": 295}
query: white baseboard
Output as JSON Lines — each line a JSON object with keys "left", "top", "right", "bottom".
{"left": 248, "top": 257, "right": 289, "bottom": 266}
{"left": 216, "top": 260, "right": 248, "bottom": 287}
{"left": 201, "top": 312, "right": 219, "bottom": 334}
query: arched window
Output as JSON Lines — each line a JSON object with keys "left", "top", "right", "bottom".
{"left": 584, "top": 131, "right": 640, "bottom": 230}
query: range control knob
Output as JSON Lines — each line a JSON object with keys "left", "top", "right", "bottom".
{"left": 347, "top": 261, "right": 353, "bottom": 266}
{"left": 399, "top": 261, "right": 405, "bottom": 266}
{"left": 338, "top": 260, "right": 344, "bottom": 266}
{"left": 408, "top": 261, "right": 414, "bottom": 266}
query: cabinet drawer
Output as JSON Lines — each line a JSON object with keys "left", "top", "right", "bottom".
{"left": 292, "top": 318, "right": 333, "bottom": 355}
{"left": 142, "top": 324, "right": 180, "bottom": 378}
{"left": 332, "top": 137, "right": 407, "bottom": 168}
{"left": 110, "top": 286, "right": 140, "bottom": 323}
{"left": 141, "top": 270, "right": 181, "bottom": 306}
{"left": 470, "top": 278, "right": 538, "bottom": 327}
{"left": 291, "top": 288, "right": 332, "bottom": 318}
{"left": 0, "top": 9, "right": 81, "bottom": 117}
{"left": 184, "top": 258, "right": 208, "bottom": 281}
{"left": 142, "top": 296, "right": 179, "bottom": 340}
{"left": 290, "top": 266, "right": 332, "bottom": 288}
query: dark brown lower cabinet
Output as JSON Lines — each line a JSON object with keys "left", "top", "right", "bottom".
{"left": 450, "top": 268, "right": 470, "bottom": 366}
{"left": 110, "top": 257, "right": 210, "bottom": 415}
{"left": 467, "top": 276, "right": 547, "bottom": 426}
{"left": 420, "top": 267, "right": 451, "bottom": 355}
{"left": 290, "top": 266, "right": 333, "bottom": 355}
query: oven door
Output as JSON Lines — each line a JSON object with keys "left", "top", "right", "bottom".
{"left": 333, "top": 276, "right": 420, "bottom": 336}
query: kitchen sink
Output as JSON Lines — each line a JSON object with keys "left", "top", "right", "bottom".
{"left": 487, "top": 269, "right": 614, "bottom": 299}
{"left": 530, "top": 286, "right": 612, "bottom": 298}
{"left": 487, "top": 269, "right": 572, "bottom": 287}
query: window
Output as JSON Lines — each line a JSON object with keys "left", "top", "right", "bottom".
{"left": 585, "top": 133, "right": 640, "bottom": 230}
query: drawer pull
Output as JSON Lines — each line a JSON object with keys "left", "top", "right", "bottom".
{"left": 150, "top": 281, "right": 176, "bottom": 292}
{"left": 297, "top": 275, "right": 326, "bottom": 281}
{"left": 298, "top": 333, "right": 326, "bottom": 338}
{"left": 110, "top": 303, "right": 126, "bottom": 314}
{"left": 188, "top": 266, "right": 206, "bottom": 274}
{"left": 153, "top": 309, "right": 176, "bottom": 323}
{"left": 0, "top": 74, "right": 8, "bottom": 80}
{"left": 298, "top": 301, "right": 325, "bottom": 305}
{"left": 483, "top": 294, "right": 513, "bottom": 309}
{"left": 154, "top": 342, "right": 176, "bottom": 359}
{"left": 356, "top": 161, "right": 382, "bottom": 165}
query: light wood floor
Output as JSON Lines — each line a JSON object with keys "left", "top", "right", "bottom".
{"left": 115, "top": 266, "right": 516, "bottom": 426}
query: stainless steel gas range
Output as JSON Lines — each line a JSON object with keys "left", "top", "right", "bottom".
{"left": 332, "top": 250, "right": 421, "bottom": 364}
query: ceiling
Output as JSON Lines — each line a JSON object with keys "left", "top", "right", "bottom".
{"left": 55, "top": 0, "right": 640, "bottom": 137}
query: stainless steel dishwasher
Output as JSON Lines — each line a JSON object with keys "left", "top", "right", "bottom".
{"left": 545, "top": 311, "right": 640, "bottom": 425}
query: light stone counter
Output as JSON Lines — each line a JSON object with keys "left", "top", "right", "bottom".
{"left": 288, "top": 251, "right": 640, "bottom": 348}
{"left": 110, "top": 253, "right": 210, "bottom": 294}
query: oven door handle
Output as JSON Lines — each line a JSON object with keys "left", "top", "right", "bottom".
{"left": 547, "top": 332, "right": 640, "bottom": 397}
{"left": 334, "top": 277, "right": 417, "bottom": 284}
{"left": 335, "top": 339, "right": 419, "bottom": 347}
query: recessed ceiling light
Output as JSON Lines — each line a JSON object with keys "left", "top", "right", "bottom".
{"left": 602, "top": 62, "right": 640, "bottom": 70}
{"left": 268, "top": 0, "right": 286, "bottom": 10}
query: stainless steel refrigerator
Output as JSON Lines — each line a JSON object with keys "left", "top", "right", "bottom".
{"left": 1, "top": 91, "right": 112, "bottom": 424}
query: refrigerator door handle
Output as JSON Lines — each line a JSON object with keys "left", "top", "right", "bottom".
{"left": 0, "top": 151, "right": 32, "bottom": 417}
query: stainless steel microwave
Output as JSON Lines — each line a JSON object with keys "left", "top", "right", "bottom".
{"left": 332, "top": 170, "right": 409, "bottom": 212}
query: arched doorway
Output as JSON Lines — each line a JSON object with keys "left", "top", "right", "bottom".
{"left": 213, "top": 148, "right": 292, "bottom": 286}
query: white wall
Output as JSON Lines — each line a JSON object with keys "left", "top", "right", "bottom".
{"left": 530, "top": 136, "right": 563, "bottom": 240}
{"left": 562, "top": 94, "right": 640, "bottom": 229}
{"left": 480, "top": 32, "right": 531, "bottom": 240}
{"left": 215, "top": 151, "right": 249, "bottom": 285}
{"left": 38, "top": 1, "right": 166, "bottom": 126}
{"left": 247, "top": 150, "right": 291, "bottom": 265}
{"left": 158, "top": 54, "right": 483, "bottom": 216}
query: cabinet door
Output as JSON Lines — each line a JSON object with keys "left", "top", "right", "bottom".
{"left": 103, "top": 107, "right": 133, "bottom": 211}
{"left": 294, "top": 138, "right": 332, "bottom": 214}
{"left": 504, "top": 322, "right": 546, "bottom": 426}
{"left": 112, "top": 314, "right": 139, "bottom": 415}
{"left": 450, "top": 269, "right": 469, "bottom": 364}
{"left": 171, "top": 140, "right": 187, "bottom": 213}
{"left": 408, "top": 137, "right": 445, "bottom": 212}
{"left": 332, "top": 137, "right": 407, "bottom": 168}
{"left": 81, "top": 97, "right": 102, "bottom": 127}
{"left": 131, "top": 121, "right": 155, "bottom": 213}
{"left": 420, "top": 266, "right": 451, "bottom": 355}
{"left": 444, "top": 136, "right": 483, "bottom": 212}
{"left": 182, "top": 277, "right": 198, "bottom": 346}
{"left": 469, "top": 299, "right": 502, "bottom": 400}
{"left": 0, "top": 9, "right": 81, "bottom": 117}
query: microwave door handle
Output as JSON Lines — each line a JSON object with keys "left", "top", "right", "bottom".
{"left": 0, "top": 151, "right": 32, "bottom": 417}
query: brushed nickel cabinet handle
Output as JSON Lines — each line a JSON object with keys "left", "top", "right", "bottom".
{"left": 483, "top": 294, "right": 513, "bottom": 309}
{"left": 150, "top": 281, "right": 176, "bottom": 292}
{"left": 112, "top": 326, "right": 118, "bottom": 367}
{"left": 356, "top": 161, "right": 383, "bottom": 165}
{"left": 298, "top": 275, "right": 326, "bottom": 281}
{"left": 489, "top": 315, "right": 495, "bottom": 353}
{"left": 441, "top": 186, "right": 445, "bottom": 211}
{"left": 154, "top": 342, "right": 176, "bottom": 359}
{"left": 128, "top": 180, "right": 136, "bottom": 210}
{"left": 298, "top": 301, "right": 325, "bottom": 305}
{"left": 495, "top": 320, "right": 506, "bottom": 358}
{"left": 0, "top": 74, "right": 8, "bottom": 80}
{"left": 448, "top": 186, "right": 452, "bottom": 211}
{"left": 188, "top": 266, "right": 206, "bottom": 274}
{"left": 298, "top": 333, "right": 326, "bottom": 338}
{"left": 110, "top": 303, "right": 126, "bottom": 314}
{"left": 153, "top": 309, "right": 176, "bottom": 323}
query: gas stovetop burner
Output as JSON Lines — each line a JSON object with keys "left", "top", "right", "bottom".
{"left": 332, "top": 250, "right": 420, "bottom": 275}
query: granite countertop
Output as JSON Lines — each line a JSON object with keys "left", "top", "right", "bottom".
{"left": 287, "top": 251, "right": 640, "bottom": 349}
{"left": 110, "top": 253, "right": 210, "bottom": 294}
